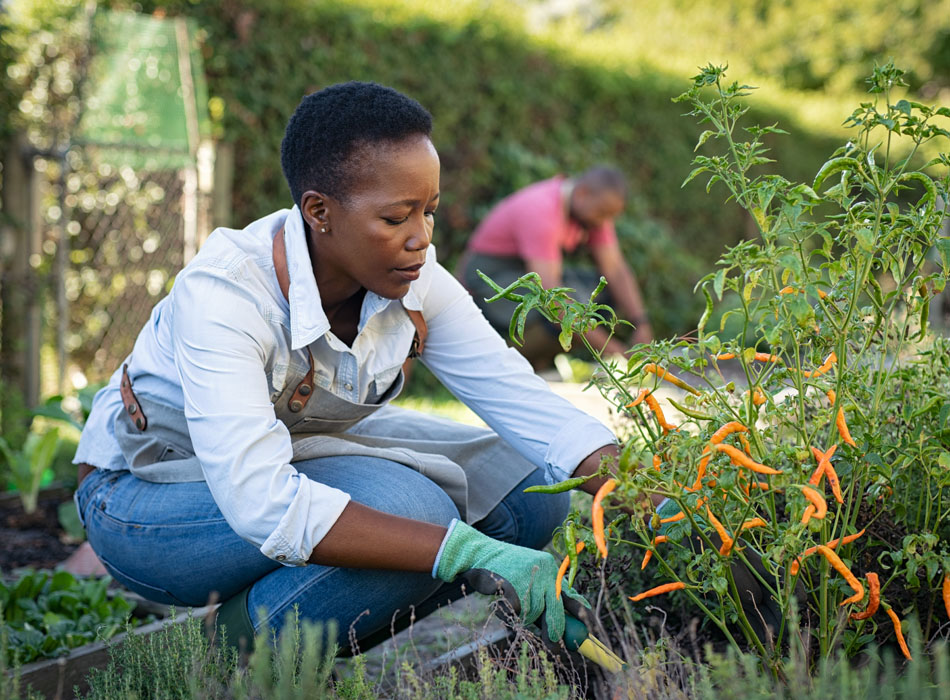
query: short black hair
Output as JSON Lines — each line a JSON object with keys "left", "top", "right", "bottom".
{"left": 280, "top": 81, "right": 433, "bottom": 206}
{"left": 578, "top": 165, "right": 627, "bottom": 199}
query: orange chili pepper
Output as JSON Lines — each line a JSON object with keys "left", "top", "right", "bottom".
{"left": 800, "top": 486, "right": 827, "bottom": 520}
{"left": 706, "top": 506, "right": 734, "bottom": 556}
{"left": 739, "top": 433, "right": 753, "bottom": 455}
{"left": 885, "top": 607, "right": 912, "bottom": 660}
{"left": 743, "top": 389, "right": 767, "bottom": 406}
{"left": 653, "top": 454, "right": 662, "bottom": 472}
{"left": 690, "top": 445, "right": 713, "bottom": 490}
{"left": 555, "top": 541, "right": 585, "bottom": 600}
{"left": 640, "top": 535, "right": 669, "bottom": 570}
{"left": 780, "top": 286, "right": 828, "bottom": 300}
{"left": 823, "top": 460, "right": 844, "bottom": 504}
{"left": 658, "top": 511, "right": 685, "bottom": 525}
{"left": 592, "top": 479, "right": 617, "bottom": 559}
{"left": 643, "top": 363, "right": 702, "bottom": 396}
{"left": 943, "top": 573, "right": 950, "bottom": 622}
{"left": 826, "top": 389, "right": 858, "bottom": 447}
{"left": 803, "top": 351, "right": 837, "bottom": 378}
{"left": 715, "top": 353, "right": 736, "bottom": 360}
{"left": 709, "top": 421, "right": 749, "bottom": 444}
{"left": 750, "top": 481, "right": 770, "bottom": 491}
{"left": 713, "top": 443, "right": 782, "bottom": 475}
{"left": 644, "top": 392, "right": 676, "bottom": 433}
{"left": 740, "top": 517, "right": 768, "bottom": 532}
{"left": 625, "top": 388, "right": 650, "bottom": 408}
{"left": 801, "top": 504, "right": 817, "bottom": 525}
{"left": 753, "top": 352, "right": 782, "bottom": 363}
{"left": 807, "top": 444, "right": 837, "bottom": 486}
{"left": 629, "top": 581, "right": 687, "bottom": 602}
{"left": 850, "top": 572, "right": 880, "bottom": 620}
{"left": 816, "top": 545, "right": 864, "bottom": 605}
{"left": 835, "top": 410, "right": 856, "bottom": 447}
{"left": 790, "top": 529, "right": 866, "bottom": 576}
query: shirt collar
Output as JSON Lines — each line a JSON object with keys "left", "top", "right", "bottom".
{"left": 283, "top": 206, "right": 329, "bottom": 349}
{"left": 281, "top": 206, "right": 426, "bottom": 350}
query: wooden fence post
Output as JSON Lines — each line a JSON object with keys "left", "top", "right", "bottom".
{"left": 212, "top": 140, "right": 233, "bottom": 231}
{"left": 0, "top": 134, "right": 42, "bottom": 436}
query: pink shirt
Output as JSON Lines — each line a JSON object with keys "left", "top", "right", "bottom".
{"left": 467, "top": 177, "right": 617, "bottom": 262}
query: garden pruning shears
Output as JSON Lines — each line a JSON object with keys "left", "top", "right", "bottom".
{"left": 562, "top": 613, "right": 627, "bottom": 673}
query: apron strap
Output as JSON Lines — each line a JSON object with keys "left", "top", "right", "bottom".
{"left": 405, "top": 308, "right": 427, "bottom": 358}
{"left": 120, "top": 363, "right": 148, "bottom": 431}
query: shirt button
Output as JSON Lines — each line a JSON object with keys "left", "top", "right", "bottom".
{"left": 344, "top": 382, "right": 353, "bottom": 391}
{"left": 276, "top": 555, "right": 286, "bottom": 561}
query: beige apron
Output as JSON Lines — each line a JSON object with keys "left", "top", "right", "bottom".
{"left": 114, "top": 353, "right": 537, "bottom": 523}
{"left": 113, "top": 225, "right": 537, "bottom": 522}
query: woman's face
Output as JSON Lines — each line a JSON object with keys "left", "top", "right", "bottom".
{"left": 303, "top": 135, "right": 440, "bottom": 304}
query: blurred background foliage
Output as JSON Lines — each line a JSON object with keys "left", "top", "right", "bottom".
{"left": 3, "top": 0, "right": 949, "bottom": 340}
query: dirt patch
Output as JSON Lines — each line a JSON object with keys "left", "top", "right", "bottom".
{"left": 0, "top": 487, "right": 79, "bottom": 573}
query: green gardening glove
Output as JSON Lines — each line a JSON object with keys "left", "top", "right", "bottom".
{"left": 435, "top": 520, "right": 588, "bottom": 642}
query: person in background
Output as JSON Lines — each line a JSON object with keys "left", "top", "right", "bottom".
{"left": 458, "top": 167, "right": 653, "bottom": 370}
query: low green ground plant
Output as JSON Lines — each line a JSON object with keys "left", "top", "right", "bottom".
{"left": 481, "top": 63, "right": 950, "bottom": 675}
{"left": 0, "top": 570, "right": 135, "bottom": 666}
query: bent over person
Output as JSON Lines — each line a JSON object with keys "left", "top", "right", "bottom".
{"left": 458, "top": 167, "right": 653, "bottom": 370}
{"left": 72, "top": 82, "right": 647, "bottom": 653}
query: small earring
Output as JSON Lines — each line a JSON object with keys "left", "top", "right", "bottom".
{"left": 320, "top": 226, "right": 327, "bottom": 233}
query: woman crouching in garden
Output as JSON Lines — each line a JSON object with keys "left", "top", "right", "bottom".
{"left": 71, "top": 81, "right": 634, "bottom": 653}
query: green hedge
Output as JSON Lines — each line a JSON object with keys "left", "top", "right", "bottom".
{"left": 95, "top": 2, "right": 841, "bottom": 335}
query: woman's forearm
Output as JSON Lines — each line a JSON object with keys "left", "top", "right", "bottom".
{"left": 307, "top": 501, "right": 448, "bottom": 571}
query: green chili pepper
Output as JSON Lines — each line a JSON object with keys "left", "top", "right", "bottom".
{"left": 523, "top": 474, "right": 593, "bottom": 494}
{"left": 564, "top": 520, "right": 580, "bottom": 588}
{"left": 667, "top": 396, "right": 717, "bottom": 421}
{"left": 697, "top": 286, "right": 713, "bottom": 339}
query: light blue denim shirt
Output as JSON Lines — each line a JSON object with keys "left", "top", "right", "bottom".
{"left": 75, "top": 206, "right": 616, "bottom": 564}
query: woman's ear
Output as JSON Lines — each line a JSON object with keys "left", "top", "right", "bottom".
{"left": 300, "top": 190, "right": 331, "bottom": 233}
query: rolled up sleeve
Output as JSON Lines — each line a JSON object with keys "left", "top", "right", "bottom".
{"left": 420, "top": 262, "right": 617, "bottom": 483}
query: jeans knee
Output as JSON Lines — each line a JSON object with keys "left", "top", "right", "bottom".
{"left": 475, "top": 468, "right": 570, "bottom": 550}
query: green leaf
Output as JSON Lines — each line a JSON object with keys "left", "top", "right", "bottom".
{"left": 855, "top": 227, "right": 874, "bottom": 252}
{"left": 713, "top": 268, "right": 726, "bottom": 300}
{"left": 697, "top": 286, "right": 714, "bottom": 338}
{"left": 813, "top": 157, "right": 862, "bottom": 190}
{"left": 934, "top": 238, "right": 950, "bottom": 274}
{"left": 694, "top": 129, "right": 717, "bottom": 151}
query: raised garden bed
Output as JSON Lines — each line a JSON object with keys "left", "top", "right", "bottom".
{"left": 12, "top": 604, "right": 213, "bottom": 700}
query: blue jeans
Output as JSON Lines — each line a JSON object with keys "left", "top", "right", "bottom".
{"left": 76, "top": 456, "right": 569, "bottom": 651}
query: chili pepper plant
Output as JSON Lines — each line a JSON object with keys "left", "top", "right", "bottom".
{"left": 480, "top": 63, "right": 950, "bottom": 673}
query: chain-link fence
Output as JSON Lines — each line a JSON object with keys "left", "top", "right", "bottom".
{"left": 29, "top": 143, "right": 203, "bottom": 390}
